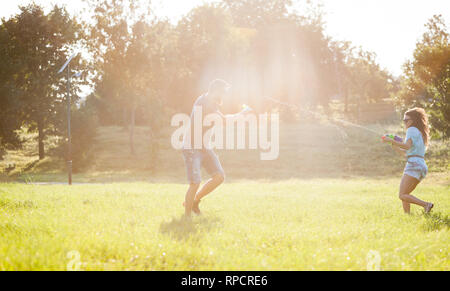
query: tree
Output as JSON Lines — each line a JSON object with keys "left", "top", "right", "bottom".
{"left": 0, "top": 23, "right": 22, "bottom": 157}
{"left": 223, "top": 0, "right": 293, "bottom": 28}
{"left": 171, "top": 1, "right": 337, "bottom": 114}
{"left": 330, "top": 40, "right": 396, "bottom": 122}
{"left": 84, "top": 0, "right": 137, "bottom": 128}
{"left": 1, "top": 4, "right": 83, "bottom": 159}
{"left": 85, "top": 0, "right": 168, "bottom": 155}
{"left": 397, "top": 15, "right": 450, "bottom": 138}
{"left": 345, "top": 48, "right": 394, "bottom": 103}
{"left": 170, "top": 4, "right": 235, "bottom": 111}
{"left": 120, "top": 20, "right": 168, "bottom": 155}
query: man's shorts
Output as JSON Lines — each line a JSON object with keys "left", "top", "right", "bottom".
{"left": 404, "top": 157, "right": 428, "bottom": 182}
{"left": 182, "top": 149, "right": 225, "bottom": 184}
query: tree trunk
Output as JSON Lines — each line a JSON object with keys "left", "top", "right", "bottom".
{"left": 148, "top": 125, "right": 156, "bottom": 171}
{"left": 344, "top": 88, "right": 348, "bottom": 114}
{"left": 356, "top": 96, "right": 361, "bottom": 124}
{"left": 38, "top": 119, "right": 45, "bottom": 160}
{"left": 129, "top": 104, "right": 136, "bottom": 155}
{"left": 122, "top": 107, "right": 128, "bottom": 129}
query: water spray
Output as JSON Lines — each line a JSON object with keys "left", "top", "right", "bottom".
{"left": 265, "top": 97, "right": 391, "bottom": 140}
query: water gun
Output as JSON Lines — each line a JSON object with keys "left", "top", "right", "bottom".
{"left": 381, "top": 134, "right": 403, "bottom": 143}
{"left": 242, "top": 104, "right": 252, "bottom": 113}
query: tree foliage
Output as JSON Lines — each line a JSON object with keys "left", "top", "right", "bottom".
{"left": 1, "top": 4, "right": 83, "bottom": 159}
{"left": 0, "top": 24, "right": 22, "bottom": 155}
{"left": 333, "top": 42, "right": 395, "bottom": 105}
{"left": 84, "top": 0, "right": 169, "bottom": 155}
{"left": 397, "top": 15, "right": 450, "bottom": 138}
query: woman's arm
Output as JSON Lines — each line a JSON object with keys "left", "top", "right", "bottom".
{"left": 391, "top": 144, "right": 407, "bottom": 157}
{"left": 393, "top": 138, "right": 412, "bottom": 150}
{"left": 383, "top": 136, "right": 412, "bottom": 150}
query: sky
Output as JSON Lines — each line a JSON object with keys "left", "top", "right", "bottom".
{"left": 1, "top": 0, "right": 449, "bottom": 77}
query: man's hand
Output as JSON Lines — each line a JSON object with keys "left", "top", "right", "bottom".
{"left": 241, "top": 104, "right": 252, "bottom": 114}
{"left": 241, "top": 108, "right": 253, "bottom": 115}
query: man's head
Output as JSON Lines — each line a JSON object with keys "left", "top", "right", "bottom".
{"left": 208, "top": 79, "right": 230, "bottom": 104}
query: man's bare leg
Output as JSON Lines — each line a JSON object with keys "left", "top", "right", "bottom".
{"left": 185, "top": 183, "right": 200, "bottom": 217}
{"left": 194, "top": 173, "right": 225, "bottom": 202}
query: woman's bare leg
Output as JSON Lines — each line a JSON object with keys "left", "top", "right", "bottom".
{"left": 402, "top": 201, "right": 411, "bottom": 214}
{"left": 398, "top": 174, "right": 428, "bottom": 213}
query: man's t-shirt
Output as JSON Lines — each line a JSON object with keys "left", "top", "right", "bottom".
{"left": 406, "top": 126, "right": 426, "bottom": 157}
{"left": 183, "top": 94, "right": 219, "bottom": 150}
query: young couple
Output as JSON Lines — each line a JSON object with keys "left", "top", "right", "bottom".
{"left": 181, "top": 79, "right": 434, "bottom": 216}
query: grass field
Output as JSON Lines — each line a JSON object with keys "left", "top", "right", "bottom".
{"left": 0, "top": 121, "right": 449, "bottom": 270}
{"left": 0, "top": 178, "right": 448, "bottom": 271}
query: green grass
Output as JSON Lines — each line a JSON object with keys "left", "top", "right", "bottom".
{"left": 0, "top": 178, "right": 448, "bottom": 271}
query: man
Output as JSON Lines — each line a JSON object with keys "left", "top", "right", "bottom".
{"left": 182, "top": 79, "right": 247, "bottom": 217}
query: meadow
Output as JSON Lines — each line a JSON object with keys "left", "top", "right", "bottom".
{"left": 0, "top": 120, "right": 449, "bottom": 270}
{"left": 0, "top": 179, "right": 448, "bottom": 271}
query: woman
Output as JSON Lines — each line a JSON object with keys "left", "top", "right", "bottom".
{"left": 383, "top": 108, "right": 434, "bottom": 214}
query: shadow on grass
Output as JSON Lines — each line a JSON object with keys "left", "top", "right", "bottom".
{"left": 422, "top": 212, "right": 450, "bottom": 232}
{"left": 0, "top": 222, "right": 23, "bottom": 234}
{"left": 0, "top": 198, "right": 36, "bottom": 210}
{"left": 159, "top": 215, "right": 221, "bottom": 241}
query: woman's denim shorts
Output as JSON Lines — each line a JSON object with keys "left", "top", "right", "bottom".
{"left": 404, "top": 157, "right": 428, "bottom": 182}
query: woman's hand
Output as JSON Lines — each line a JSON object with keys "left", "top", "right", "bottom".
{"left": 382, "top": 136, "right": 394, "bottom": 143}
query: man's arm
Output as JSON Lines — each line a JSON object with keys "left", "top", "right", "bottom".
{"left": 215, "top": 107, "right": 250, "bottom": 119}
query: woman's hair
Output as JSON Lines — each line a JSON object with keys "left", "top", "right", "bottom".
{"left": 405, "top": 107, "right": 430, "bottom": 146}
